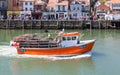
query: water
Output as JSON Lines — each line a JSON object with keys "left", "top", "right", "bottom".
{"left": 0, "top": 29, "right": 120, "bottom": 75}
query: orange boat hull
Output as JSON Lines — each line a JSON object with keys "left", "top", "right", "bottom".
{"left": 16, "top": 41, "right": 95, "bottom": 56}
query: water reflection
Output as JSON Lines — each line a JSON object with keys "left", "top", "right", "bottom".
{"left": 0, "top": 29, "right": 120, "bottom": 42}
{"left": 10, "top": 57, "right": 94, "bottom": 75}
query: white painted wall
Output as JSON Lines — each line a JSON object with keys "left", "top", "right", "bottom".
{"left": 113, "top": 14, "right": 120, "bottom": 20}
{"left": 23, "top": 1, "right": 34, "bottom": 11}
{"left": 105, "top": 14, "right": 120, "bottom": 20}
{"left": 105, "top": 14, "right": 113, "bottom": 20}
{"left": 55, "top": 5, "right": 68, "bottom": 12}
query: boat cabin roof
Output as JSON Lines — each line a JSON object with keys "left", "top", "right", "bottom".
{"left": 57, "top": 32, "right": 79, "bottom": 37}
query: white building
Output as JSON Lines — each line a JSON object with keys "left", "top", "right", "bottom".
{"left": 42, "top": 0, "right": 90, "bottom": 20}
{"left": 19, "top": 0, "right": 34, "bottom": 19}
{"left": 43, "top": 0, "right": 69, "bottom": 20}
{"left": 55, "top": 0, "right": 69, "bottom": 20}
{"left": 43, "top": 0, "right": 56, "bottom": 20}
{"left": 105, "top": 0, "right": 120, "bottom": 20}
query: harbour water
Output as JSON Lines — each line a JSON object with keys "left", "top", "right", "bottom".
{"left": 0, "top": 29, "right": 120, "bottom": 75}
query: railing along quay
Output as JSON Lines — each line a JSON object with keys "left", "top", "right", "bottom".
{"left": 0, "top": 20, "right": 119, "bottom": 29}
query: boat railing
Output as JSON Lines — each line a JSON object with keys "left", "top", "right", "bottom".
{"left": 15, "top": 40, "right": 60, "bottom": 48}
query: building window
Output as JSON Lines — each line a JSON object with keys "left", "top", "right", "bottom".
{"left": 30, "top": 8, "right": 32, "bottom": 11}
{"left": 73, "top": 7, "right": 76, "bottom": 10}
{"left": 58, "top": 5, "right": 60, "bottom": 11}
{"left": 2, "top": 2, "right": 5, "bottom": 7}
{"left": 25, "top": 2, "right": 28, "bottom": 5}
{"left": 63, "top": 6, "right": 65, "bottom": 11}
{"left": 30, "top": 2, "right": 32, "bottom": 5}
{"left": 25, "top": 8, "right": 28, "bottom": 11}
{"left": 77, "top": 7, "right": 79, "bottom": 10}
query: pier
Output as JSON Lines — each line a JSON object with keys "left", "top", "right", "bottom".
{"left": 0, "top": 20, "right": 119, "bottom": 29}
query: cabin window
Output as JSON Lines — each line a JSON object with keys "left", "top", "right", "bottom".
{"left": 67, "top": 37, "right": 71, "bottom": 40}
{"left": 72, "top": 36, "right": 76, "bottom": 40}
{"left": 62, "top": 37, "right": 66, "bottom": 41}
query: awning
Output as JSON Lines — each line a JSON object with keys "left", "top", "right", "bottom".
{"left": 7, "top": 11, "right": 20, "bottom": 15}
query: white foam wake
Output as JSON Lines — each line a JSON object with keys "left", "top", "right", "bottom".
{"left": 0, "top": 46, "right": 91, "bottom": 60}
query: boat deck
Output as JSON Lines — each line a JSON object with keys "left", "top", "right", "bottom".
{"left": 15, "top": 40, "right": 60, "bottom": 48}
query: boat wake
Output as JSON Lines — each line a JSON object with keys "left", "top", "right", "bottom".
{"left": 0, "top": 46, "right": 91, "bottom": 60}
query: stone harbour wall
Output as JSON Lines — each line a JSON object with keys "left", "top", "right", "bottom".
{"left": 0, "top": 20, "right": 119, "bottom": 29}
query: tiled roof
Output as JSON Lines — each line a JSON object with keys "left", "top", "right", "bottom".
{"left": 78, "top": 0, "right": 89, "bottom": 6}
{"left": 106, "top": 0, "right": 120, "bottom": 3}
{"left": 19, "top": 0, "right": 34, "bottom": 2}
{"left": 35, "top": 0, "right": 46, "bottom": 5}
{"left": 56, "top": 0, "right": 68, "bottom": 5}
{"left": 96, "top": 4, "right": 110, "bottom": 11}
{"left": 47, "top": 0, "right": 56, "bottom": 7}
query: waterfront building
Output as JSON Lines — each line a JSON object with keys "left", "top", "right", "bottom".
{"left": 43, "top": 0, "right": 90, "bottom": 20}
{"left": 95, "top": 4, "right": 110, "bottom": 20}
{"left": 105, "top": 0, "right": 120, "bottom": 20}
{"left": 55, "top": 0, "right": 69, "bottom": 20}
{"left": 0, "top": 0, "right": 7, "bottom": 19}
{"left": 69, "top": 0, "right": 90, "bottom": 20}
{"left": 42, "top": 0, "right": 56, "bottom": 20}
{"left": 106, "top": 0, "right": 120, "bottom": 13}
{"left": 7, "top": 0, "right": 20, "bottom": 18}
{"left": 42, "top": 0, "right": 69, "bottom": 20}
{"left": 33, "top": 0, "right": 48, "bottom": 19}
{"left": 94, "top": 0, "right": 120, "bottom": 20}
{"left": 19, "top": 0, "right": 34, "bottom": 19}
{"left": 70, "top": 1, "right": 82, "bottom": 20}
{"left": 80, "top": 0, "right": 90, "bottom": 20}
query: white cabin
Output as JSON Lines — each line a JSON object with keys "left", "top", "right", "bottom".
{"left": 57, "top": 32, "right": 79, "bottom": 47}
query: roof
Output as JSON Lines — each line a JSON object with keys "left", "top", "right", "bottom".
{"left": 56, "top": 1, "right": 68, "bottom": 5}
{"left": 20, "top": 0, "right": 34, "bottom": 2}
{"left": 35, "top": 0, "right": 46, "bottom": 5}
{"left": 106, "top": 0, "right": 120, "bottom": 3}
{"left": 96, "top": 4, "right": 110, "bottom": 11}
{"left": 47, "top": 0, "right": 56, "bottom": 7}
{"left": 78, "top": 0, "right": 89, "bottom": 6}
{"left": 57, "top": 32, "right": 79, "bottom": 37}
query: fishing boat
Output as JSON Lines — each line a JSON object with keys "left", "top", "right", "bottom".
{"left": 10, "top": 32, "right": 95, "bottom": 56}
